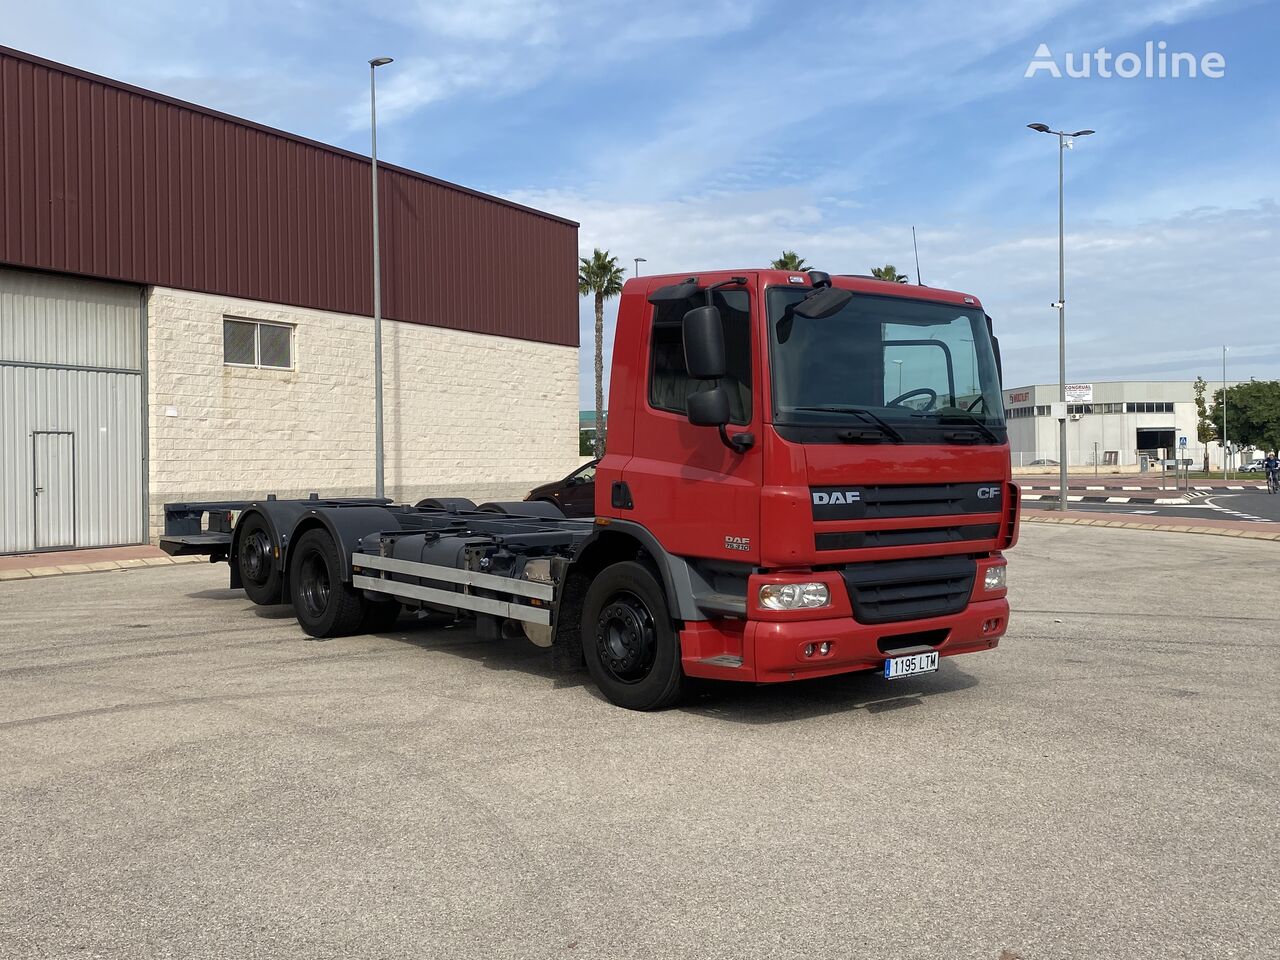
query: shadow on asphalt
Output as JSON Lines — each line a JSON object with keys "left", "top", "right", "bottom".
{"left": 678, "top": 661, "right": 979, "bottom": 724}
{"left": 184, "top": 592, "right": 980, "bottom": 721}
{"left": 370, "top": 615, "right": 979, "bottom": 721}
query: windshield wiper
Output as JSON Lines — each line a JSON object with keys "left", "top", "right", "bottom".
{"left": 791, "top": 406, "right": 905, "bottom": 443}
{"left": 932, "top": 409, "right": 1001, "bottom": 443}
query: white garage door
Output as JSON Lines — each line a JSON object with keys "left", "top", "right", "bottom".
{"left": 0, "top": 266, "right": 145, "bottom": 554}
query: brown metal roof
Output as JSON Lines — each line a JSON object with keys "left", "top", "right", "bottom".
{"left": 0, "top": 45, "right": 579, "bottom": 346}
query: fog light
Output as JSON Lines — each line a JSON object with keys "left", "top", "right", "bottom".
{"left": 759, "top": 582, "right": 831, "bottom": 610}
{"left": 984, "top": 565, "right": 1006, "bottom": 591}
{"left": 819, "top": 641, "right": 832, "bottom": 655}
{"left": 982, "top": 617, "right": 1003, "bottom": 634}
{"left": 804, "top": 644, "right": 816, "bottom": 657}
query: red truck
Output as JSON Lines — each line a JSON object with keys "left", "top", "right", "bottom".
{"left": 162, "top": 269, "right": 1017, "bottom": 710}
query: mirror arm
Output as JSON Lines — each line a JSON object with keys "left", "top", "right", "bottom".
{"left": 718, "top": 425, "right": 755, "bottom": 454}
{"left": 702, "top": 276, "right": 749, "bottom": 305}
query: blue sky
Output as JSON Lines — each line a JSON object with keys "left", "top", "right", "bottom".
{"left": 8, "top": 0, "right": 1278, "bottom": 407}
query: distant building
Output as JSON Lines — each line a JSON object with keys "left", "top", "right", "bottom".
{"left": 1003, "top": 380, "right": 1243, "bottom": 469}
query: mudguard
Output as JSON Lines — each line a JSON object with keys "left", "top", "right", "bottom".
{"left": 286, "top": 505, "right": 403, "bottom": 583}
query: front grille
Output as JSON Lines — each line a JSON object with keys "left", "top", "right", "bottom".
{"left": 810, "top": 482, "right": 1004, "bottom": 521}
{"left": 816, "top": 523, "right": 1000, "bottom": 552}
{"left": 841, "top": 556, "right": 977, "bottom": 625}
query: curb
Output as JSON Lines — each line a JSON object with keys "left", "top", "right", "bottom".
{"left": 0, "top": 554, "right": 208, "bottom": 582}
{"left": 1022, "top": 513, "right": 1280, "bottom": 542}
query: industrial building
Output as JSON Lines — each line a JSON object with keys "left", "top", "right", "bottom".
{"left": 1003, "top": 380, "right": 1237, "bottom": 469}
{"left": 0, "top": 46, "right": 580, "bottom": 555}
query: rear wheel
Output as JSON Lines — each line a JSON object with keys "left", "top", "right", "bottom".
{"left": 288, "top": 529, "right": 367, "bottom": 637}
{"left": 581, "top": 561, "right": 684, "bottom": 711}
{"left": 237, "top": 514, "right": 282, "bottom": 605}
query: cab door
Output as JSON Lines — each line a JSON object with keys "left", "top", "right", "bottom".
{"left": 621, "top": 281, "right": 763, "bottom": 563}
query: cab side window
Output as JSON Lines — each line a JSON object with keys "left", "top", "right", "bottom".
{"left": 648, "top": 289, "right": 752, "bottom": 425}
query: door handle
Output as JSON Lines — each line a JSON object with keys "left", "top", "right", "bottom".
{"left": 34, "top": 487, "right": 44, "bottom": 495}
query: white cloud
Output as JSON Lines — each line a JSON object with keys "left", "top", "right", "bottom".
{"left": 514, "top": 189, "right": 1280, "bottom": 407}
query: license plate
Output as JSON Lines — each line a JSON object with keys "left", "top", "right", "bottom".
{"left": 884, "top": 651, "right": 939, "bottom": 680}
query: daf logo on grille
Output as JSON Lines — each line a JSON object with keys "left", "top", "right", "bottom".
{"left": 977, "top": 486, "right": 1001, "bottom": 499}
{"left": 812, "top": 490, "right": 861, "bottom": 505}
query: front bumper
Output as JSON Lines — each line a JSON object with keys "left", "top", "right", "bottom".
{"left": 680, "top": 597, "right": 1008, "bottom": 683}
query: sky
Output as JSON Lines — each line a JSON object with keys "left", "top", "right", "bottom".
{"left": 7, "top": 0, "right": 1279, "bottom": 408}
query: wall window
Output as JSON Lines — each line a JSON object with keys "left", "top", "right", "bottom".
{"left": 224, "top": 318, "right": 293, "bottom": 369}
{"left": 1125, "top": 401, "right": 1174, "bottom": 414}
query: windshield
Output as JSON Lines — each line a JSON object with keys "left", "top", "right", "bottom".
{"left": 767, "top": 288, "right": 1006, "bottom": 440}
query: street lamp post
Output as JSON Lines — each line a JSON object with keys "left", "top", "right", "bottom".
{"left": 369, "top": 56, "right": 393, "bottom": 499}
{"left": 893, "top": 359, "right": 904, "bottom": 396}
{"left": 1028, "top": 122, "right": 1094, "bottom": 511}
{"left": 634, "top": 257, "right": 647, "bottom": 277}
{"left": 1222, "top": 345, "right": 1228, "bottom": 479}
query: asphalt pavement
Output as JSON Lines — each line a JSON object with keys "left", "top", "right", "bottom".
{"left": 1, "top": 524, "right": 1277, "bottom": 959}
{"left": 1023, "top": 489, "right": 1280, "bottom": 524}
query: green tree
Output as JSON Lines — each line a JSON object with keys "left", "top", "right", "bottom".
{"left": 1206, "top": 380, "right": 1280, "bottom": 455}
{"left": 578, "top": 248, "right": 626, "bottom": 457}
{"left": 1193, "top": 376, "right": 1214, "bottom": 471}
{"left": 771, "top": 250, "right": 811, "bottom": 271}
{"left": 871, "top": 264, "right": 910, "bottom": 283}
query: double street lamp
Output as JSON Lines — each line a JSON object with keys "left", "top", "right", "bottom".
{"left": 369, "top": 56, "right": 394, "bottom": 498}
{"left": 1027, "top": 122, "right": 1094, "bottom": 512}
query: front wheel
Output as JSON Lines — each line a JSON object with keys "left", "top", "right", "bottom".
{"left": 288, "top": 529, "right": 367, "bottom": 637}
{"left": 581, "top": 561, "right": 685, "bottom": 711}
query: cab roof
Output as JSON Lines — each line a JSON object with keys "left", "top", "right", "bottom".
{"left": 628, "top": 269, "right": 984, "bottom": 310}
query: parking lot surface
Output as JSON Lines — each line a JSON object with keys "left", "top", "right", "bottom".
{"left": 2, "top": 524, "right": 1277, "bottom": 959}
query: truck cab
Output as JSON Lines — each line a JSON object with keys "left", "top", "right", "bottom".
{"left": 594, "top": 269, "right": 1017, "bottom": 686}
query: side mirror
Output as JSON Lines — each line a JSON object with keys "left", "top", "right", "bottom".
{"left": 682, "top": 306, "right": 726, "bottom": 380}
{"left": 687, "top": 387, "right": 731, "bottom": 427}
{"left": 985, "top": 314, "right": 1003, "bottom": 386}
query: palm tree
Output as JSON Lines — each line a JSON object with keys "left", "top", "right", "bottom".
{"left": 578, "top": 248, "right": 626, "bottom": 457}
{"left": 871, "top": 264, "right": 910, "bottom": 283}
{"left": 771, "top": 250, "right": 811, "bottom": 272}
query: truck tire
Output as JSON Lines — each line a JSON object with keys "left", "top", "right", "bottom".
{"left": 237, "top": 513, "right": 282, "bottom": 605}
{"left": 288, "top": 528, "right": 367, "bottom": 638}
{"left": 362, "top": 599, "right": 402, "bottom": 633}
{"left": 581, "top": 561, "right": 685, "bottom": 711}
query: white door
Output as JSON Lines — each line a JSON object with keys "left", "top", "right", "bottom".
{"left": 34, "top": 432, "right": 75, "bottom": 549}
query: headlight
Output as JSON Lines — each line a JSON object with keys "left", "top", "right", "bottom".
{"left": 984, "top": 565, "right": 1006, "bottom": 591}
{"left": 758, "top": 582, "right": 830, "bottom": 610}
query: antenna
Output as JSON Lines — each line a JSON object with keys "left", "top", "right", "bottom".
{"left": 912, "top": 226, "right": 924, "bottom": 285}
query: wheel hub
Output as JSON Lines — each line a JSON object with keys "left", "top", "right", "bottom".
{"left": 596, "top": 592, "right": 658, "bottom": 684}
{"left": 298, "top": 552, "right": 331, "bottom": 619}
{"left": 241, "top": 530, "right": 271, "bottom": 583}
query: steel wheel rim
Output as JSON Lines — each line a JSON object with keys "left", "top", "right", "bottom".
{"left": 298, "top": 550, "right": 331, "bottom": 619}
{"left": 240, "top": 528, "right": 272, "bottom": 585}
{"left": 595, "top": 590, "right": 658, "bottom": 684}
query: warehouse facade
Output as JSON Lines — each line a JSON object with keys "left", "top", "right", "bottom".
{"left": 0, "top": 46, "right": 580, "bottom": 554}
{"left": 1003, "top": 380, "right": 1237, "bottom": 469}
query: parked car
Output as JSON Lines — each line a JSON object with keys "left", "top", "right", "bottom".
{"left": 525, "top": 460, "right": 597, "bottom": 517}
{"left": 1241, "top": 459, "right": 1267, "bottom": 473}
{"left": 1028, "top": 458, "right": 1059, "bottom": 466}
